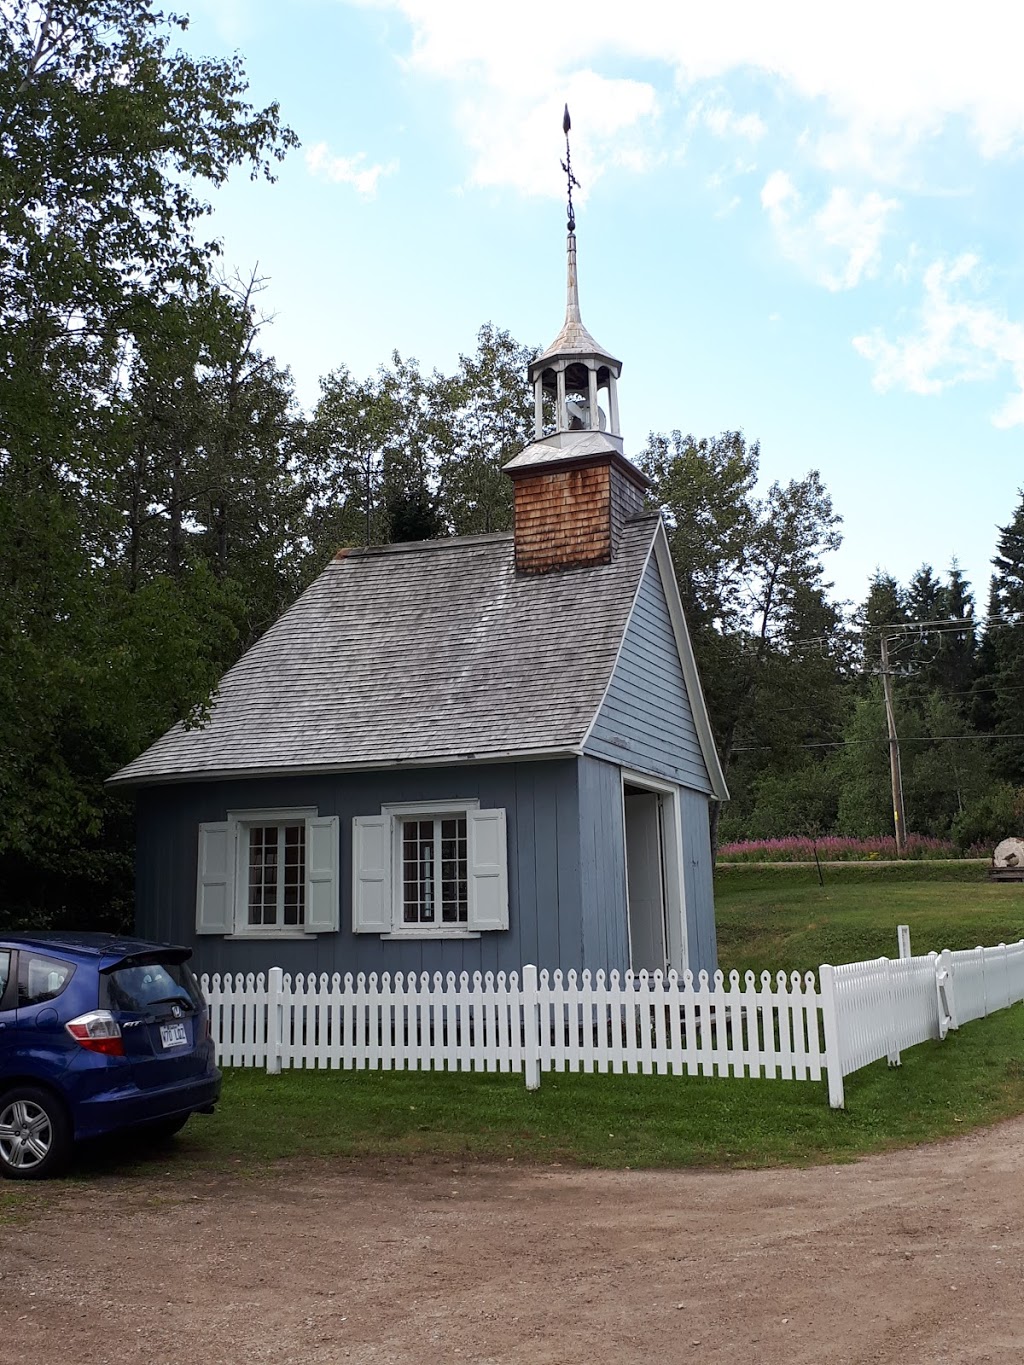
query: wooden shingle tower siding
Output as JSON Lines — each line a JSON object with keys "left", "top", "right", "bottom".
{"left": 504, "top": 207, "right": 650, "bottom": 573}
{"left": 510, "top": 455, "right": 647, "bottom": 573}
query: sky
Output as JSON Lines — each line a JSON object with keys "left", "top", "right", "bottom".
{"left": 181, "top": 0, "right": 1024, "bottom": 612}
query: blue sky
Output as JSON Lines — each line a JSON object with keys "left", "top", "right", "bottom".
{"left": 183, "top": 0, "right": 1024, "bottom": 612}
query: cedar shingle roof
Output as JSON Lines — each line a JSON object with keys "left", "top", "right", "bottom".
{"left": 109, "top": 515, "right": 661, "bottom": 786}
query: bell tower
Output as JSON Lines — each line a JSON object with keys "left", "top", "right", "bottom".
{"left": 504, "top": 106, "right": 648, "bottom": 574}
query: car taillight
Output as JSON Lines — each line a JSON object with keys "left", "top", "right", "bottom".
{"left": 65, "top": 1011, "right": 125, "bottom": 1057}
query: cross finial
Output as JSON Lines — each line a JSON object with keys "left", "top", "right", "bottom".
{"left": 561, "top": 103, "right": 580, "bottom": 233}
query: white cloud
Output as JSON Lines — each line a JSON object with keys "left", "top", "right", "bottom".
{"left": 452, "top": 72, "right": 658, "bottom": 199}
{"left": 699, "top": 103, "right": 766, "bottom": 143}
{"left": 349, "top": 0, "right": 1024, "bottom": 187}
{"left": 854, "top": 255, "right": 1024, "bottom": 427}
{"left": 305, "top": 144, "right": 398, "bottom": 198}
{"left": 761, "top": 175, "right": 898, "bottom": 291}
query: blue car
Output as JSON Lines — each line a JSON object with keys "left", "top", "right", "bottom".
{"left": 0, "top": 932, "right": 221, "bottom": 1179}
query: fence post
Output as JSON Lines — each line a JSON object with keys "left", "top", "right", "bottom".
{"left": 818, "top": 965, "right": 845, "bottom": 1110}
{"left": 884, "top": 958, "right": 901, "bottom": 1067}
{"left": 938, "top": 948, "right": 957, "bottom": 1033}
{"left": 267, "top": 967, "right": 284, "bottom": 1075}
{"left": 897, "top": 924, "right": 912, "bottom": 960}
{"left": 522, "top": 964, "right": 541, "bottom": 1091}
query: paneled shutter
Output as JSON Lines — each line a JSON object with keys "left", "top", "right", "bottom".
{"left": 352, "top": 815, "right": 392, "bottom": 933}
{"left": 196, "top": 821, "right": 232, "bottom": 934}
{"left": 305, "top": 816, "right": 340, "bottom": 932}
{"left": 467, "top": 808, "right": 509, "bottom": 931}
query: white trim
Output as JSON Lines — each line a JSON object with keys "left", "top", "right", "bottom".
{"left": 621, "top": 770, "right": 689, "bottom": 973}
{"left": 578, "top": 528, "right": 654, "bottom": 755}
{"left": 111, "top": 748, "right": 580, "bottom": 789}
{"left": 387, "top": 800, "right": 480, "bottom": 937}
{"left": 381, "top": 799, "right": 481, "bottom": 817}
{"left": 381, "top": 931, "right": 481, "bottom": 941}
{"left": 650, "top": 522, "right": 730, "bottom": 801}
{"left": 226, "top": 806, "right": 317, "bottom": 822}
{"left": 223, "top": 932, "right": 318, "bottom": 941}
{"left": 580, "top": 519, "right": 727, "bottom": 801}
{"left": 221, "top": 806, "right": 338, "bottom": 937}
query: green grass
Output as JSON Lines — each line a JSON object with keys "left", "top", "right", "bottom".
{"left": 9, "top": 864, "right": 1024, "bottom": 1191}
{"left": 715, "top": 861, "right": 1024, "bottom": 977}
{"left": 93, "top": 1002, "right": 1023, "bottom": 1177}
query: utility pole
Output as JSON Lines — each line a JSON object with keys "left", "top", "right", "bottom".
{"left": 879, "top": 630, "right": 908, "bottom": 857}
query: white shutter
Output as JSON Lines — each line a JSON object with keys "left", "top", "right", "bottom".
{"left": 196, "top": 822, "right": 232, "bottom": 935}
{"left": 305, "top": 816, "right": 340, "bottom": 933}
{"left": 352, "top": 815, "right": 392, "bottom": 933}
{"left": 467, "top": 808, "right": 509, "bottom": 932}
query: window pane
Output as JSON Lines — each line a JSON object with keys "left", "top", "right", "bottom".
{"left": 249, "top": 824, "right": 286, "bottom": 926}
{"left": 19, "top": 955, "right": 75, "bottom": 1007}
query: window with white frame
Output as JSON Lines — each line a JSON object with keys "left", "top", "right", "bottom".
{"left": 246, "top": 822, "right": 306, "bottom": 928}
{"left": 401, "top": 813, "right": 468, "bottom": 926}
{"left": 352, "top": 801, "right": 508, "bottom": 938}
{"left": 196, "top": 808, "right": 340, "bottom": 937}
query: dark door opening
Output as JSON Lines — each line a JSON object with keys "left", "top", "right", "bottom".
{"left": 623, "top": 785, "right": 668, "bottom": 972}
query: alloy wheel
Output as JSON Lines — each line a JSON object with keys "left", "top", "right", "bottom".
{"left": 0, "top": 1099, "right": 53, "bottom": 1171}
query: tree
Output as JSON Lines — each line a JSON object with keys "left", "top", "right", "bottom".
{"left": 438, "top": 324, "right": 534, "bottom": 536}
{"left": 640, "top": 433, "right": 848, "bottom": 842}
{"left": 975, "top": 491, "right": 1024, "bottom": 784}
{"left": 0, "top": 0, "right": 297, "bottom": 926}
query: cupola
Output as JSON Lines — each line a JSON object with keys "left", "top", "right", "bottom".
{"left": 504, "top": 106, "right": 649, "bottom": 575}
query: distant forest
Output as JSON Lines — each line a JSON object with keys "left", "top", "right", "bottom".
{"left": 2, "top": 2, "right": 1023, "bottom": 928}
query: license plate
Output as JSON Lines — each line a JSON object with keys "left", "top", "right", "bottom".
{"left": 160, "top": 1023, "right": 188, "bottom": 1049}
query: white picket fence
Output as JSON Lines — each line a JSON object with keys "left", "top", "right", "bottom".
{"left": 820, "top": 939, "right": 1024, "bottom": 1105}
{"left": 199, "top": 937, "right": 1024, "bottom": 1109}
{"left": 202, "top": 965, "right": 824, "bottom": 1089}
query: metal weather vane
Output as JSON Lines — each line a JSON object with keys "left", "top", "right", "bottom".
{"left": 561, "top": 103, "right": 580, "bottom": 233}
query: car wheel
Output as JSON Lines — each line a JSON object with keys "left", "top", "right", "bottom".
{"left": 0, "top": 1088, "right": 72, "bottom": 1181}
{"left": 140, "top": 1113, "right": 192, "bottom": 1143}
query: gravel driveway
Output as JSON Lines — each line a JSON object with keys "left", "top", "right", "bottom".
{"left": 2, "top": 1117, "right": 1023, "bottom": 1364}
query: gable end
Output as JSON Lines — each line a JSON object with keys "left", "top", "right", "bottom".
{"left": 583, "top": 538, "right": 723, "bottom": 795}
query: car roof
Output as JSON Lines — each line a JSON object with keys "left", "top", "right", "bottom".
{"left": 0, "top": 931, "right": 190, "bottom": 965}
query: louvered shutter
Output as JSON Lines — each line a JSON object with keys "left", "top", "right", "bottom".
{"left": 196, "top": 822, "right": 232, "bottom": 934}
{"left": 467, "top": 809, "right": 509, "bottom": 931}
{"left": 352, "top": 815, "right": 392, "bottom": 933}
{"left": 305, "top": 816, "right": 340, "bottom": 932}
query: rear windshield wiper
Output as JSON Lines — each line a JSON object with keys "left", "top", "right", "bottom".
{"left": 143, "top": 995, "right": 197, "bottom": 1013}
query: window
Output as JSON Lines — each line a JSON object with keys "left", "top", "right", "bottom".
{"left": 352, "top": 801, "right": 508, "bottom": 938}
{"left": 196, "top": 809, "right": 340, "bottom": 937}
{"left": 18, "top": 954, "right": 75, "bottom": 1007}
{"left": 0, "top": 951, "right": 9, "bottom": 1002}
{"left": 101, "top": 959, "right": 202, "bottom": 1014}
{"left": 247, "top": 822, "right": 306, "bottom": 928}
{"left": 401, "top": 815, "right": 468, "bottom": 926}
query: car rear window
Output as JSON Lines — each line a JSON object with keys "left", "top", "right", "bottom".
{"left": 19, "top": 954, "right": 75, "bottom": 1007}
{"left": 100, "top": 960, "right": 203, "bottom": 1014}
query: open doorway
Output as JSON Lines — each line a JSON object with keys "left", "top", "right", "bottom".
{"left": 622, "top": 777, "right": 686, "bottom": 973}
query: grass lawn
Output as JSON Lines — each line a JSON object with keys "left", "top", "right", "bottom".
{"left": 4, "top": 864, "right": 1022, "bottom": 1198}
{"left": 167, "top": 999, "right": 1023, "bottom": 1174}
{"left": 714, "top": 861, "right": 1024, "bottom": 977}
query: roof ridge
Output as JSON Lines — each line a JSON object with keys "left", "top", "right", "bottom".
{"left": 334, "top": 530, "right": 514, "bottom": 560}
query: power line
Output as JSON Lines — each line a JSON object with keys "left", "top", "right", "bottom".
{"left": 730, "top": 732, "right": 1024, "bottom": 753}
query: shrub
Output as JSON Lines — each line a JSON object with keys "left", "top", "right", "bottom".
{"left": 951, "top": 785, "right": 1024, "bottom": 855}
{"left": 716, "top": 834, "right": 964, "bottom": 863}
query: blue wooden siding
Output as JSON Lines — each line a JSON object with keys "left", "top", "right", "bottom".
{"left": 584, "top": 555, "right": 713, "bottom": 793}
{"left": 135, "top": 761, "right": 582, "bottom": 981}
{"left": 576, "top": 756, "right": 630, "bottom": 973}
{"left": 678, "top": 788, "right": 718, "bottom": 976}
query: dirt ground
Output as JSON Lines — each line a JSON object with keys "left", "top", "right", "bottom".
{"left": 2, "top": 1118, "right": 1023, "bottom": 1365}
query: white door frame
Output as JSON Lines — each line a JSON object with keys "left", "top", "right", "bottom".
{"left": 620, "top": 770, "right": 688, "bottom": 972}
